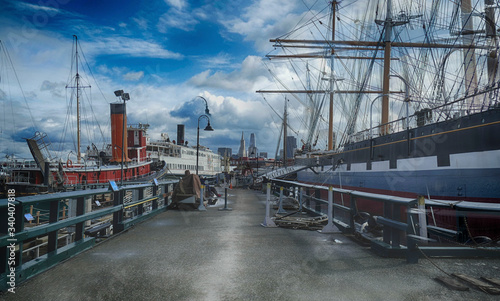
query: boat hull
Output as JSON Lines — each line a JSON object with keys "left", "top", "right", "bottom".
{"left": 297, "top": 108, "right": 500, "bottom": 202}
{"left": 296, "top": 109, "right": 500, "bottom": 240}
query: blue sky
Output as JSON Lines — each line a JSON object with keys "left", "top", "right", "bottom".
{"left": 0, "top": 0, "right": 331, "bottom": 160}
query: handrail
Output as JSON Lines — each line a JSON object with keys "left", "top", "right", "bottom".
{"left": 268, "top": 178, "right": 500, "bottom": 263}
{"left": 0, "top": 179, "right": 179, "bottom": 291}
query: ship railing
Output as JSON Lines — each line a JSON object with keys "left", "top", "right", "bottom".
{"left": 268, "top": 179, "right": 500, "bottom": 263}
{"left": 358, "top": 97, "right": 499, "bottom": 142}
{"left": 0, "top": 179, "right": 179, "bottom": 291}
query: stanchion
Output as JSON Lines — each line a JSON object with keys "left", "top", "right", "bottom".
{"left": 299, "top": 187, "right": 306, "bottom": 214}
{"left": 277, "top": 186, "right": 287, "bottom": 214}
{"left": 418, "top": 195, "right": 427, "bottom": 244}
{"left": 219, "top": 185, "right": 232, "bottom": 211}
{"left": 198, "top": 185, "right": 207, "bottom": 211}
{"left": 261, "top": 183, "right": 277, "bottom": 227}
{"left": 319, "top": 186, "right": 337, "bottom": 233}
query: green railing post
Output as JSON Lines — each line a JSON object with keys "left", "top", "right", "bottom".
{"left": 152, "top": 184, "right": 158, "bottom": 210}
{"left": 392, "top": 203, "right": 401, "bottom": 248}
{"left": 75, "top": 196, "right": 85, "bottom": 241}
{"left": 113, "top": 190, "right": 124, "bottom": 233}
{"left": 138, "top": 187, "right": 144, "bottom": 216}
{"left": 47, "top": 200, "right": 60, "bottom": 253}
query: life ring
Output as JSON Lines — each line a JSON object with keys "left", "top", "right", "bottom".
{"left": 67, "top": 159, "right": 73, "bottom": 168}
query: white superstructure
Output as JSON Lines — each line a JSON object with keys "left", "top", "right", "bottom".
{"left": 147, "top": 134, "right": 222, "bottom": 176}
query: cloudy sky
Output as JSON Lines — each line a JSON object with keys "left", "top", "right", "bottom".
{"left": 0, "top": 0, "right": 332, "bottom": 160}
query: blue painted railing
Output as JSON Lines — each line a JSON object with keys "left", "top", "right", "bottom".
{"left": 0, "top": 179, "right": 178, "bottom": 292}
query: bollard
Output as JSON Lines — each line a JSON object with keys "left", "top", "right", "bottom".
{"left": 277, "top": 186, "right": 287, "bottom": 214}
{"left": 198, "top": 185, "right": 207, "bottom": 211}
{"left": 219, "top": 186, "right": 232, "bottom": 211}
{"left": 261, "top": 183, "right": 277, "bottom": 227}
{"left": 319, "top": 186, "right": 337, "bottom": 233}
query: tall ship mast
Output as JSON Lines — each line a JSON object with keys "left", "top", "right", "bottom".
{"left": 259, "top": 0, "right": 500, "bottom": 238}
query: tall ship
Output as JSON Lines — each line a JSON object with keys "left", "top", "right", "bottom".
{"left": 259, "top": 1, "right": 500, "bottom": 237}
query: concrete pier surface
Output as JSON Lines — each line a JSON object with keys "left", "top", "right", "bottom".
{"left": 3, "top": 188, "right": 500, "bottom": 301}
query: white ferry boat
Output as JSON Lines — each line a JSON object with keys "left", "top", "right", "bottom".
{"left": 147, "top": 133, "right": 222, "bottom": 176}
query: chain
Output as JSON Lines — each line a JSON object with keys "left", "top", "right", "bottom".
{"left": 416, "top": 244, "right": 451, "bottom": 276}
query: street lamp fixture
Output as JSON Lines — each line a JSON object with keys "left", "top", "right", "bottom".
{"left": 196, "top": 114, "right": 214, "bottom": 175}
{"left": 194, "top": 96, "right": 210, "bottom": 116}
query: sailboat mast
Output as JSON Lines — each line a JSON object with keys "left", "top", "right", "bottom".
{"left": 381, "top": 0, "right": 393, "bottom": 135}
{"left": 485, "top": 0, "right": 498, "bottom": 91}
{"left": 283, "top": 99, "right": 288, "bottom": 167}
{"left": 75, "top": 35, "right": 81, "bottom": 163}
{"left": 66, "top": 35, "right": 90, "bottom": 164}
{"left": 328, "top": 1, "right": 337, "bottom": 150}
{"left": 461, "top": 0, "right": 480, "bottom": 112}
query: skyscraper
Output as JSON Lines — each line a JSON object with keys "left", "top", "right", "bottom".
{"left": 237, "top": 132, "right": 247, "bottom": 158}
{"left": 248, "top": 133, "right": 258, "bottom": 157}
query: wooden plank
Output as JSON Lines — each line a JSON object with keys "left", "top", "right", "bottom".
{"left": 434, "top": 276, "right": 470, "bottom": 291}
{"left": 452, "top": 273, "right": 500, "bottom": 295}
{"left": 480, "top": 277, "right": 500, "bottom": 287}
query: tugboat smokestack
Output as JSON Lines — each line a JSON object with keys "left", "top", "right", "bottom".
{"left": 110, "top": 103, "right": 130, "bottom": 163}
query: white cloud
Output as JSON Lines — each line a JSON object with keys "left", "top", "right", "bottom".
{"left": 87, "top": 36, "right": 183, "bottom": 60}
{"left": 164, "top": 0, "right": 187, "bottom": 10}
{"left": 221, "top": 0, "right": 306, "bottom": 51}
{"left": 197, "top": 53, "right": 235, "bottom": 69}
{"left": 123, "top": 71, "right": 144, "bottom": 81}
{"left": 188, "top": 55, "right": 271, "bottom": 92}
{"left": 157, "top": 8, "right": 199, "bottom": 32}
{"left": 12, "top": 1, "right": 66, "bottom": 16}
{"left": 132, "top": 17, "right": 149, "bottom": 30}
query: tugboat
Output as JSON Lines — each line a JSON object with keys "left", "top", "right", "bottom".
{"left": 1, "top": 36, "right": 165, "bottom": 194}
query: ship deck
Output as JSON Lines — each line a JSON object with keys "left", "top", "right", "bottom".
{"left": 3, "top": 188, "right": 500, "bottom": 300}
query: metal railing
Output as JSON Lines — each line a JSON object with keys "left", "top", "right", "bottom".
{"left": 269, "top": 179, "right": 500, "bottom": 263}
{"left": 0, "top": 179, "right": 178, "bottom": 291}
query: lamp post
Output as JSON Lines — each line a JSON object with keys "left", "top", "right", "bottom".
{"left": 196, "top": 114, "right": 214, "bottom": 175}
{"left": 194, "top": 96, "right": 210, "bottom": 115}
{"left": 114, "top": 89, "right": 130, "bottom": 186}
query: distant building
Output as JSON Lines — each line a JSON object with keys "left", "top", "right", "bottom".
{"left": 237, "top": 132, "right": 247, "bottom": 158}
{"left": 259, "top": 152, "right": 267, "bottom": 159}
{"left": 248, "top": 133, "right": 258, "bottom": 157}
{"left": 176, "top": 124, "right": 185, "bottom": 145}
{"left": 218, "top": 147, "right": 232, "bottom": 157}
{"left": 286, "top": 135, "right": 297, "bottom": 159}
